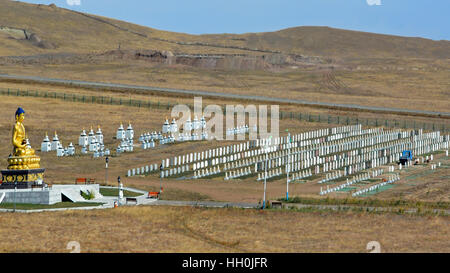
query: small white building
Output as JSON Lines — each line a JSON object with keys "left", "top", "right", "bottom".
{"left": 51, "top": 132, "right": 61, "bottom": 151}
{"left": 184, "top": 117, "right": 192, "bottom": 133}
{"left": 67, "top": 142, "right": 75, "bottom": 156}
{"left": 41, "top": 133, "right": 52, "bottom": 152}
{"left": 126, "top": 123, "right": 134, "bottom": 139}
{"left": 78, "top": 129, "right": 88, "bottom": 146}
{"left": 25, "top": 138, "right": 31, "bottom": 150}
{"left": 141, "top": 140, "right": 148, "bottom": 149}
{"left": 88, "top": 127, "right": 96, "bottom": 144}
{"left": 149, "top": 139, "right": 155, "bottom": 148}
{"left": 56, "top": 142, "right": 65, "bottom": 157}
{"left": 162, "top": 118, "right": 170, "bottom": 134}
{"left": 116, "top": 123, "right": 126, "bottom": 140}
{"left": 89, "top": 137, "right": 98, "bottom": 152}
{"left": 201, "top": 116, "right": 206, "bottom": 129}
{"left": 96, "top": 126, "right": 104, "bottom": 145}
{"left": 193, "top": 116, "right": 200, "bottom": 130}
{"left": 170, "top": 118, "right": 178, "bottom": 133}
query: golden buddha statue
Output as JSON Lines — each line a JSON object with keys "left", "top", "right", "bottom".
{"left": 7, "top": 107, "right": 40, "bottom": 170}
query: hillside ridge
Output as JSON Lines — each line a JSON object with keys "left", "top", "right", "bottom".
{"left": 0, "top": 0, "right": 449, "bottom": 59}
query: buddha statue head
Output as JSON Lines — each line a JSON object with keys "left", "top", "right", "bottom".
{"left": 15, "top": 107, "right": 25, "bottom": 123}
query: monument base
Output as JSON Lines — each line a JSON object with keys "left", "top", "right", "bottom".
{"left": 7, "top": 155, "right": 41, "bottom": 170}
{"left": 0, "top": 168, "right": 45, "bottom": 188}
{"left": 0, "top": 181, "right": 47, "bottom": 189}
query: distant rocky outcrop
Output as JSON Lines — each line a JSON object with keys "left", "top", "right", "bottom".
{"left": 28, "top": 33, "right": 56, "bottom": 49}
{"left": 0, "top": 26, "right": 56, "bottom": 49}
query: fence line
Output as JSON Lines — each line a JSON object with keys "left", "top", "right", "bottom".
{"left": 1, "top": 87, "right": 448, "bottom": 132}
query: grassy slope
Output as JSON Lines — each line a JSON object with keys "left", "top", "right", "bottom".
{"left": 0, "top": 0, "right": 449, "bottom": 58}
{"left": 234, "top": 26, "right": 450, "bottom": 58}
{"left": 0, "top": 206, "right": 448, "bottom": 252}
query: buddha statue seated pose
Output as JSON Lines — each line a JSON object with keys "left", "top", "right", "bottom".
{"left": 7, "top": 107, "right": 40, "bottom": 170}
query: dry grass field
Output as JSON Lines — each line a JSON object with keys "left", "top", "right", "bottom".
{"left": 0, "top": 94, "right": 447, "bottom": 204}
{"left": 1, "top": 58, "right": 449, "bottom": 114}
{"left": 0, "top": 0, "right": 449, "bottom": 253}
{"left": 0, "top": 206, "right": 448, "bottom": 253}
{"left": 1, "top": 0, "right": 448, "bottom": 58}
{"left": 0, "top": 0, "right": 449, "bottom": 114}
{"left": 0, "top": 94, "right": 330, "bottom": 194}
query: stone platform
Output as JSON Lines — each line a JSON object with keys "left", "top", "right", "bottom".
{"left": 0, "top": 181, "right": 42, "bottom": 189}
{"left": 0, "top": 184, "right": 101, "bottom": 205}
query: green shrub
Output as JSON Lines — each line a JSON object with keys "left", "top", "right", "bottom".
{"left": 81, "top": 190, "right": 95, "bottom": 200}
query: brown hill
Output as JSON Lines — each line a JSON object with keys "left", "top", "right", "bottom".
{"left": 0, "top": 0, "right": 448, "bottom": 59}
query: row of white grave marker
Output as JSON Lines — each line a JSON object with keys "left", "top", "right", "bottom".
{"left": 430, "top": 163, "right": 441, "bottom": 170}
{"left": 126, "top": 125, "right": 449, "bottom": 184}
{"left": 352, "top": 174, "right": 400, "bottom": 197}
{"left": 194, "top": 166, "right": 222, "bottom": 179}
{"left": 318, "top": 170, "right": 343, "bottom": 184}
{"left": 256, "top": 168, "right": 285, "bottom": 181}
{"left": 139, "top": 132, "right": 210, "bottom": 150}
{"left": 226, "top": 124, "right": 256, "bottom": 136}
{"left": 287, "top": 169, "right": 313, "bottom": 182}
{"left": 163, "top": 116, "right": 207, "bottom": 134}
{"left": 158, "top": 125, "right": 348, "bottom": 170}
{"left": 319, "top": 169, "right": 385, "bottom": 195}
{"left": 127, "top": 163, "right": 160, "bottom": 177}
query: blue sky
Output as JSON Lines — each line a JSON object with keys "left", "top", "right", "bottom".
{"left": 19, "top": 0, "right": 450, "bottom": 40}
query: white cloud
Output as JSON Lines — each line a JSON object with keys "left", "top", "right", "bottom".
{"left": 366, "top": 0, "right": 382, "bottom": 6}
{"left": 66, "top": 0, "right": 81, "bottom": 6}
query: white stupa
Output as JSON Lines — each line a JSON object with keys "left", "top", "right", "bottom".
{"left": 56, "top": 142, "right": 65, "bottom": 157}
{"left": 193, "top": 116, "right": 199, "bottom": 130}
{"left": 78, "top": 129, "right": 88, "bottom": 146}
{"left": 126, "top": 122, "right": 134, "bottom": 139}
{"left": 88, "top": 127, "right": 96, "bottom": 144}
{"left": 162, "top": 118, "right": 170, "bottom": 134}
{"left": 89, "top": 137, "right": 98, "bottom": 152}
{"left": 96, "top": 126, "right": 104, "bottom": 145}
{"left": 25, "top": 138, "right": 31, "bottom": 150}
{"left": 184, "top": 117, "right": 192, "bottom": 133}
{"left": 51, "top": 132, "right": 61, "bottom": 151}
{"left": 141, "top": 140, "right": 148, "bottom": 149}
{"left": 41, "top": 133, "right": 52, "bottom": 152}
{"left": 170, "top": 118, "right": 178, "bottom": 133}
{"left": 116, "top": 123, "right": 125, "bottom": 140}
{"left": 200, "top": 116, "right": 206, "bottom": 129}
{"left": 67, "top": 142, "right": 75, "bottom": 156}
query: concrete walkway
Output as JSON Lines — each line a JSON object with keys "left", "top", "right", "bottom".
{"left": 0, "top": 186, "right": 155, "bottom": 213}
{"left": 149, "top": 200, "right": 259, "bottom": 209}
{"left": 2, "top": 185, "right": 445, "bottom": 215}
